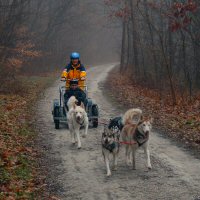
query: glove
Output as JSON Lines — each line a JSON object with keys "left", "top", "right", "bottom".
{"left": 61, "top": 77, "right": 66, "bottom": 81}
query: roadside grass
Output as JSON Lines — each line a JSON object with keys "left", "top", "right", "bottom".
{"left": 0, "top": 74, "right": 57, "bottom": 199}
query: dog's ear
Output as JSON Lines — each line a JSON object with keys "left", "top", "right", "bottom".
{"left": 80, "top": 102, "right": 85, "bottom": 109}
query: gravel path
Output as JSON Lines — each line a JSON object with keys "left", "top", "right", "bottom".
{"left": 36, "top": 64, "right": 200, "bottom": 200}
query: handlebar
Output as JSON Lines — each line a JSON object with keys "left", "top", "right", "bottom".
{"left": 60, "top": 78, "right": 74, "bottom": 82}
{"left": 60, "top": 78, "right": 85, "bottom": 82}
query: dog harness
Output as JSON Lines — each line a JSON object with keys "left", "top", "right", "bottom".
{"left": 75, "top": 118, "right": 85, "bottom": 126}
{"left": 134, "top": 128, "right": 149, "bottom": 146}
{"left": 119, "top": 129, "right": 149, "bottom": 146}
{"left": 102, "top": 142, "right": 119, "bottom": 153}
{"left": 102, "top": 132, "right": 120, "bottom": 153}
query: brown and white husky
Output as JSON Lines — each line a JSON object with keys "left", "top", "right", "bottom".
{"left": 121, "top": 108, "right": 153, "bottom": 170}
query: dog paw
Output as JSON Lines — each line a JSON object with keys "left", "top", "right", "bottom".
{"left": 126, "top": 161, "right": 132, "bottom": 166}
{"left": 148, "top": 166, "right": 152, "bottom": 170}
{"left": 77, "top": 146, "right": 81, "bottom": 149}
{"left": 112, "top": 166, "right": 117, "bottom": 171}
{"left": 82, "top": 134, "right": 87, "bottom": 138}
{"left": 72, "top": 138, "right": 76, "bottom": 144}
{"left": 106, "top": 172, "right": 111, "bottom": 177}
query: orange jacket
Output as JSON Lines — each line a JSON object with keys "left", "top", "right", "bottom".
{"left": 61, "top": 62, "right": 86, "bottom": 89}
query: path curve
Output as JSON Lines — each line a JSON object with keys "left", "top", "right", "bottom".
{"left": 36, "top": 64, "right": 200, "bottom": 200}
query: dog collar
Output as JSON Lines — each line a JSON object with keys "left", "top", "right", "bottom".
{"left": 76, "top": 118, "right": 84, "bottom": 126}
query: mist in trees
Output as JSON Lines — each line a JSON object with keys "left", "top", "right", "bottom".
{"left": 105, "top": 0, "right": 200, "bottom": 105}
{"left": 0, "top": 0, "right": 121, "bottom": 83}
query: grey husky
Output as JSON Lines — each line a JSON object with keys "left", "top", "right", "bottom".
{"left": 102, "top": 126, "right": 120, "bottom": 176}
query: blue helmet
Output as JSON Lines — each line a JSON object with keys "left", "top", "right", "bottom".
{"left": 70, "top": 52, "right": 80, "bottom": 60}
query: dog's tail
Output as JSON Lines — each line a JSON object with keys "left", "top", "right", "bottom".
{"left": 122, "top": 108, "right": 142, "bottom": 125}
{"left": 67, "top": 96, "right": 78, "bottom": 110}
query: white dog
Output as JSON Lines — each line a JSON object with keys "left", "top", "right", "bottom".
{"left": 67, "top": 96, "right": 88, "bottom": 149}
{"left": 121, "top": 108, "right": 153, "bottom": 170}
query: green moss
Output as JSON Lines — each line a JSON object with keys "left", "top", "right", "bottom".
{"left": 16, "top": 191, "right": 35, "bottom": 200}
{"left": 15, "top": 166, "right": 31, "bottom": 181}
{"left": 18, "top": 126, "right": 32, "bottom": 137}
{"left": 0, "top": 167, "right": 11, "bottom": 185}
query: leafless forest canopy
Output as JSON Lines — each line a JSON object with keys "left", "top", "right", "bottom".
{"left": 105, "top": 0, "right": 200, "bottom": 104}
{"left": 0, "top": 0, "right": 120, "bottom": 78}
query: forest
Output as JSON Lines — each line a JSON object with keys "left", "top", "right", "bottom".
{"left": 105, "top": 0, "right": 200, "bottom": 105}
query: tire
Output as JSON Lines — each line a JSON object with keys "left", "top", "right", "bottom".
{"left": 93, "top": 119, "right": 98, "bottom": 128}
{"left": 55, "top": 120, "right": 60, "bottom": 129}
{"left": 92, "top": 105, "right": 99, "bottom": 128}
{"left": 54, "top": 107, "right": 60, "bottom": 129}
{"left": 92, "top": 105, "right": 99, "bottom": 116}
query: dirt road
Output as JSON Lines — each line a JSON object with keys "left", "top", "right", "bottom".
{"left": 36, "top": 64, "right": 200, "bottom": 200}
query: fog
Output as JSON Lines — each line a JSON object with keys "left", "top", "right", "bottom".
{"left": 57, "top": 0, "right": 121, "bottom": 66}
{"left": 0, "top": 0, "right": 121, "bottom": 75}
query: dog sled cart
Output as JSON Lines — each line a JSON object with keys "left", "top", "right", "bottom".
{"left": 52, "top": 84, "right": 99, "bottom": 129}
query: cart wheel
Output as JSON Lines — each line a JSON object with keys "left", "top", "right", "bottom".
{"left": 93, "top": 119, "right": 98, "bottom": 128}
{"left": 54, "top": 107, "right": 60, "bottom": 129}
{"left": 55, "top": 120, "right": 60, "bottom": 129}
{"left": 92, "top": 105, "right": 99, "bottom": 116}
{"left": 91, "top": 105, "right": 98, "bottom": 128}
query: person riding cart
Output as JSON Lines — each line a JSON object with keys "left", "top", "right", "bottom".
{"left": 64, "top": 79, "right": 87, "bottom": 108}
{"left": 52, "top": 52, "right": 98, "bottom": 129}
{"left": 61, "top": 52, "right": 86, "bottom": 90}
